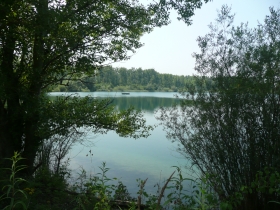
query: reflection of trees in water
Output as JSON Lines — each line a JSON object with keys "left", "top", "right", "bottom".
{"left": 111, "top": 97, "right": 181, "bottom": 113}
{"left": 48, "top": 94, "right": 182, "bottom": 113}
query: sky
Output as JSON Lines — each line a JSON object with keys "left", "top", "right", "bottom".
{"left": 112, "top": 0, "right": 280, "bottom": 76}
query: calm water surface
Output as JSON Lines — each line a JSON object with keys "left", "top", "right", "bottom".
{"left": 48, "top": 92, "right": 191, "bottom": 196}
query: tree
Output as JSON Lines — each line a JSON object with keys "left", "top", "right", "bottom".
{"left": 158, "top": 6, "right": 280, "bottom": 209}
{"left": 0, "top": 0, "right": 211, "bottom": 176}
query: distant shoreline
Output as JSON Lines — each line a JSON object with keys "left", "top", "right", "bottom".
{"left": 50, "top": 89, "right": 179, "bottom": 93}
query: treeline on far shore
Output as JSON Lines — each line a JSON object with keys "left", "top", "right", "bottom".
{"left": 51, "top": 66, "right": 214, "bottom": 92}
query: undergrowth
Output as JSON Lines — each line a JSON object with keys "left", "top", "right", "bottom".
{"left": 1, "top": 152, "right": 280, "bottom": 209}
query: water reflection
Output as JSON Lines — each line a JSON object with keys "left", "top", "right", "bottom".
{"left": 48, "top": 92, "right": 191, "bottom": 197}
{"left": 48, "top": 91, "right": 181, "bottom": 113}
{"left": 112, "top": 96, "right": 180, "bottom": 113}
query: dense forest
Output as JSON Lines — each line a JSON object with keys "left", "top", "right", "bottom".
{"left": 51, "top": 66, "right": 213, "bottom": 92}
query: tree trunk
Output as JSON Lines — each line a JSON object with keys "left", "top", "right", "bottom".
{"left": 0, "top": 26, "right": 22, "bottom": 169}
{"left": 0, "top": 0, "right": 48, "bottom": 177}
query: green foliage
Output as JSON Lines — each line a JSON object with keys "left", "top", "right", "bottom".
{"left": 0, "top": 154, "right": 232, "bottom": 210}
{"left": 40, "top": 96, "right": 153, "bottom": 139}
{"left": 52, "top": 66, "right": 207, "bottom": 92}
{"left": 87, "top": 162, "right": 116, "bottom": 210}
{"left": 0, "top": 0, "right": 210, "bottom": 176}
{"left": 158, "top": 5, "right": 280, "bottom": 210}
{"left": 220, "top": 167, "right": 280, "bottom": 209}
{"left": 165, "top": 167, "right": 190, "bottom": 209}
{"left": 0, "top": 152, "right": 28, "bottom": 210}
{"left": 71, "top": 162, "right": 131, "bottom": 210}
{"left": 113, "top": 182, "right": 133, "bottom": 202}
{"left": 27, "top": 166, "right": 72, "bottom": 210}
{"left": 165, "top": 167, "right": 219, "bottom": 210}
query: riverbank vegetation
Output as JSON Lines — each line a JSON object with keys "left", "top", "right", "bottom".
{"left": 1, "top": 0, "right": 280, "bottom": 209}
{"left": 0, "top": 152, "right": 222, "bottom": 210}
{"left": 159, "top": 5, "right": 280, "bottom": 210}
{"left": 2, "top": 152, "right": 280, "bottom": 209}
{"left": 0, "top": 0, "right": 209, "bottom": 176}
{"left": 51, "top": 66, "right": 214, "bottom": 93}
{"left": 0, "top": 0, "right": 212, "bottom": 209}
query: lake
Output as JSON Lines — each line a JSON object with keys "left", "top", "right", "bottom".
{"left": 48, "top": 92, "right": 192, "bottom": 197}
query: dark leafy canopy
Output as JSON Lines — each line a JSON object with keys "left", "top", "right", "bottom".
{"left": 40, "top": 96, "right": 151, "bottom": 139}
{"left": 0, "top": 0, "right": 210, "bottom": 175}
{"left": 158, "top": 5, "right": 280, "bottom": 210}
